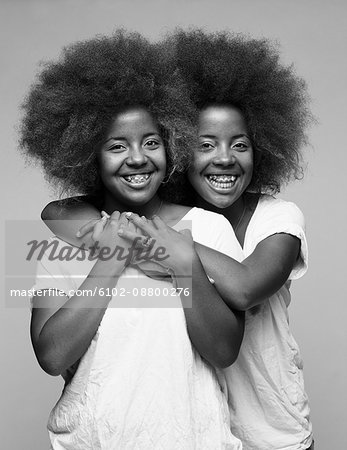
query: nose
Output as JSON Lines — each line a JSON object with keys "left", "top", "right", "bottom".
{"left": 127, "top": 145, "right": 147, "bottom": 167}
{"left": 213, "top": 144, "right": 236, "bottom": 166}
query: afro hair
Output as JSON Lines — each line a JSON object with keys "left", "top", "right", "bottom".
{"left": 19, "top": 30, "right": 197, "bottom": 202}
{"left": 163, "top": 29, "right": 313, "bottom": 193}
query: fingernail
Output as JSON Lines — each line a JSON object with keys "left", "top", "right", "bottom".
{"left": 118, "top": 228, "right": 123, "bottom": 235}
{"left": 76, "top": 231, "right": 81, "bottom": 237}
{"left": 125, "top": 212, "right": 132, "bottom": 218}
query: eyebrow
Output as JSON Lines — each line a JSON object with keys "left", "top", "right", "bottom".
{"left": 199, "top": 133, "right": 250, "bottom": 140}
{"left": 102, "top": 132, "right": 161, "bottom": 145}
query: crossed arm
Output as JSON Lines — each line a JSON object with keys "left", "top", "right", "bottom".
{"left": 42, "top": 198, "right": 301, "bottom": 312}
{"left": 38, "top": 198, "right": 300, "bottom": 375}
{"left": 34, "top": 201, "right": 245, "bottom": 374}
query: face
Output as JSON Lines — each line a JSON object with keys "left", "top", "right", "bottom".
{"left": 98, "top": 107, "right": 166, "bottom": 208}
{"left": 188, "top": 105, "right": 254, "bottom": 209}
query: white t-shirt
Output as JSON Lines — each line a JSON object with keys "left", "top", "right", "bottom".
{"left": 31, "top": 207, "right": 242, "bottom": 450}
{"left": 219, "top": 195, "right": 313, "bottom": 450}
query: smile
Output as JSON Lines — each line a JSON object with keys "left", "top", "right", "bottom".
{"left": 205, "top": 174, "right": 238, "bottom": 190}
{"left": 121, "top": 173, "right": 153, "bottom": 188}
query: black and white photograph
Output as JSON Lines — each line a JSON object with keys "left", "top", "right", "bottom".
{"left": 1, "top": 0, "right": 346, "bottom": 448}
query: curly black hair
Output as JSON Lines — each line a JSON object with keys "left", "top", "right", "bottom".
{"left": 19, "top": 30, "right": 197, "bottom": 202}
{"left": 163, "top": 29, "right": 313, "bottom": 193}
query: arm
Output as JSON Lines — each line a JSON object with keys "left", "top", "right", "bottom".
{"left": 41, "top": 197, "right": 101, "bottom": 248}
{"left": 194, "top": 233, "right": 300, "bottom": 311}
{"left": 31, "top": 212, "right": 128, "bottom": 376}
{"left": 176, "top": 247, "right": 244, "bottom": 368}
{"left": 122, "top": 215, "right": 244, "bottom": 368}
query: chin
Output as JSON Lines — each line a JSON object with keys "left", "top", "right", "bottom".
{"left": 202, "top": 192, "right": 235, "bottom": 209}
{"left": 212, "top": 199, "right": 233, "bottom": 209}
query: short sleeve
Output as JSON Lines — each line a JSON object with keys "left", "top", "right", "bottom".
{"left": 29, "top": 237, "right": 82, "bottom": 309}
{"left": 246, "top": 197, "right": 308, "bottom": 280}
{"left": 182, "top": 208, "right": 244, "bottom": 261}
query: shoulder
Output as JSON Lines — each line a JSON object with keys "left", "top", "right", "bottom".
{"left": 187, "top": 207, "right": 233, "bottom": 228}
{"left": 165, "top": 203, "right": 232, "bottom": 228}
{"left": 255, "top": 194, "right": 305, "bottom": 227}
{"left": 183, "top": 207, "right": 242, "bottom": 255}
{"left": 185, "top": 206, "right": 227, "bottom": 222}
{"left": 245, "top": 195, "right": 308, "bottom": 278}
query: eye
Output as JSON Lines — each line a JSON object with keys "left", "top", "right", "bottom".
{"left": 144, "top": 139, "right": 161, "bottom": 149}
{"left": 199, "top": 141, "right": 215, "bottom": 151}
{"left": 108, "top": 143, "right": 126, "bottom": 152}
{"left": 232, "top": 141, "right": 249, "bottom": 152}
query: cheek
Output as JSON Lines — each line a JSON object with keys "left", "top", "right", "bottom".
{"left": 159, "top": 152, "right": 167, "bottom": 171}
{"left": 187, "top": 155, "right": 206, "bottom": 186}
{"left": 241, "top": 152, "right": 254, "bottom": 181}
{"left": 190, "top": 153, "right": 205, "bottom": 173}
{"left": 154, "top": 149, "right": 167, "bottom": 177}
{"left": 245, "top": 160, "right": 254, "bottom": 180}
{"left": 187, "top": 169, "right": 204, "bottom": 195}
{"left": 98, "top": 154, "right": 121, "bottom": 175}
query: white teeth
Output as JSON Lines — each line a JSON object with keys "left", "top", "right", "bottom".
{"left": 207, "top": 175, "right": 237, "bottom": 183}
{"left": 123, "top": 174, "right": 150, "bottom": 184}
{"left": 206, "top": 174, "right": 237, "bottom": 189}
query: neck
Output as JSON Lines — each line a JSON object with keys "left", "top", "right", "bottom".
{"left": 102, "top": 193, "right": 163, "bottom": 218}
{"left": 195, "top": 193, "right": 246, "bottom": 226}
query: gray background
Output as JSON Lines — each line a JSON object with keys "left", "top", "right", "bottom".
{"left": 1, "top": 0, "right": 346, "bottom": 448}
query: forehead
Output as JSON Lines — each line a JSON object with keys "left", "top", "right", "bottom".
{"left": 199, "top": 105, "right": 248, "bottom": 135}
{"left": 106, "top": 108, "right": 160, "bottom": 136}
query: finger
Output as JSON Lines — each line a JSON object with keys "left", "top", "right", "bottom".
{"left": 126, "top": 213, "right": 154, "bottom": 236}
{"left": 91, "top": 218, "right": 107, "bottom": 242}
{"left": 117, "top": 228, "right": 143, "bottom": 245}
{"left": 76, "top": 219, "right": 99, "bottom": 238}
{"left": 126, "top": 219, "right": 137, "bottom": 233}
{"left": 151, "top": 215, "right": 165, "bottom": 229}
{"left": 119, "top": 212, "right": 130, "bottom": 228}
{"left": 105, "top": 211, "right": 120, "bottom": 234}
{"left": 108, "top": 210, "right": 120, "bottom": 225}
{"left": 101, "top": 210, "right": 110, "bottom": 219}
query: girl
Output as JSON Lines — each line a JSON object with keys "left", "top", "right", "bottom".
{"left": 20, "top": 31, "right": 243, "bottom": 449}
{"left": 45, "top": 30, "right": 314, "bottom": 449}
{"left": 169, "top": 30, "right": 314, "bottom": 450}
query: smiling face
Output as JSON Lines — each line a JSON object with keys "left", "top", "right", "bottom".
{"left": 188, "top": 105, "right": 254, "bottom": 209}
{"left": 98, "top": 107, "right": 166, "bottom": 211}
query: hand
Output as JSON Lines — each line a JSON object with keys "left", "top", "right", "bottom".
{"left": 91, "top": 212, "right": 137, "bottom": 268}
{"left": 119, "top": 213, "right": 196, "bottom": 275}
{"left": 132, "top": 258, "right": 172, "bottom": 281}
{"left": 76, "top": 210, "right": 110, "bottom": 243}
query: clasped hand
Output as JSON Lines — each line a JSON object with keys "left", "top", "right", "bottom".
{"left": 76, "top": 212, "right": 195, "bottom": 279}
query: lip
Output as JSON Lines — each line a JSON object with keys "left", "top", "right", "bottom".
{"left": 119, "top": 172, "right": 154, "bottom": 189}
{"left": 204, "top": 172, "right": 240, "bottom": 177}
{"left": 204, "top": 173, "right": 239, "bottom": 194}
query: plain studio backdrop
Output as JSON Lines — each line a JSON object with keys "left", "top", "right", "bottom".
{"left": 1, "top": 0, "right": 346, "bottom": 448}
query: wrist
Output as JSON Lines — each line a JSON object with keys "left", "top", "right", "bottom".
{"left": 93, "top": 256, "right": 126, "bottom": 277}
{"left": 169, "top": 248, "right": 198, "bottom": 277}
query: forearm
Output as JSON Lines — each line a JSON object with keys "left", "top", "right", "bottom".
{"left": 42, "top": 198, "right": 101, "bottom": 247}
{"left": 194, "top": 234, "right": 300, "bottom": 311}
{"left": 194, "top": 243, "right": 251, "bottom": 310}
{"left": 175, "top": 253, "right": 244, "bottom": 368}
{"left": 33, "top": 258, "right": 124, "bottom": 375}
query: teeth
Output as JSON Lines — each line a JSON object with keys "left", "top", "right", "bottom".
{"left": 123, "top": 174, "right": 150, "bottom": 184}
{"left": 206, "top": 174, "right": 237, "bottom": 189}
{"left": 208, "top": 175, "right": 237, "bottom": 182}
